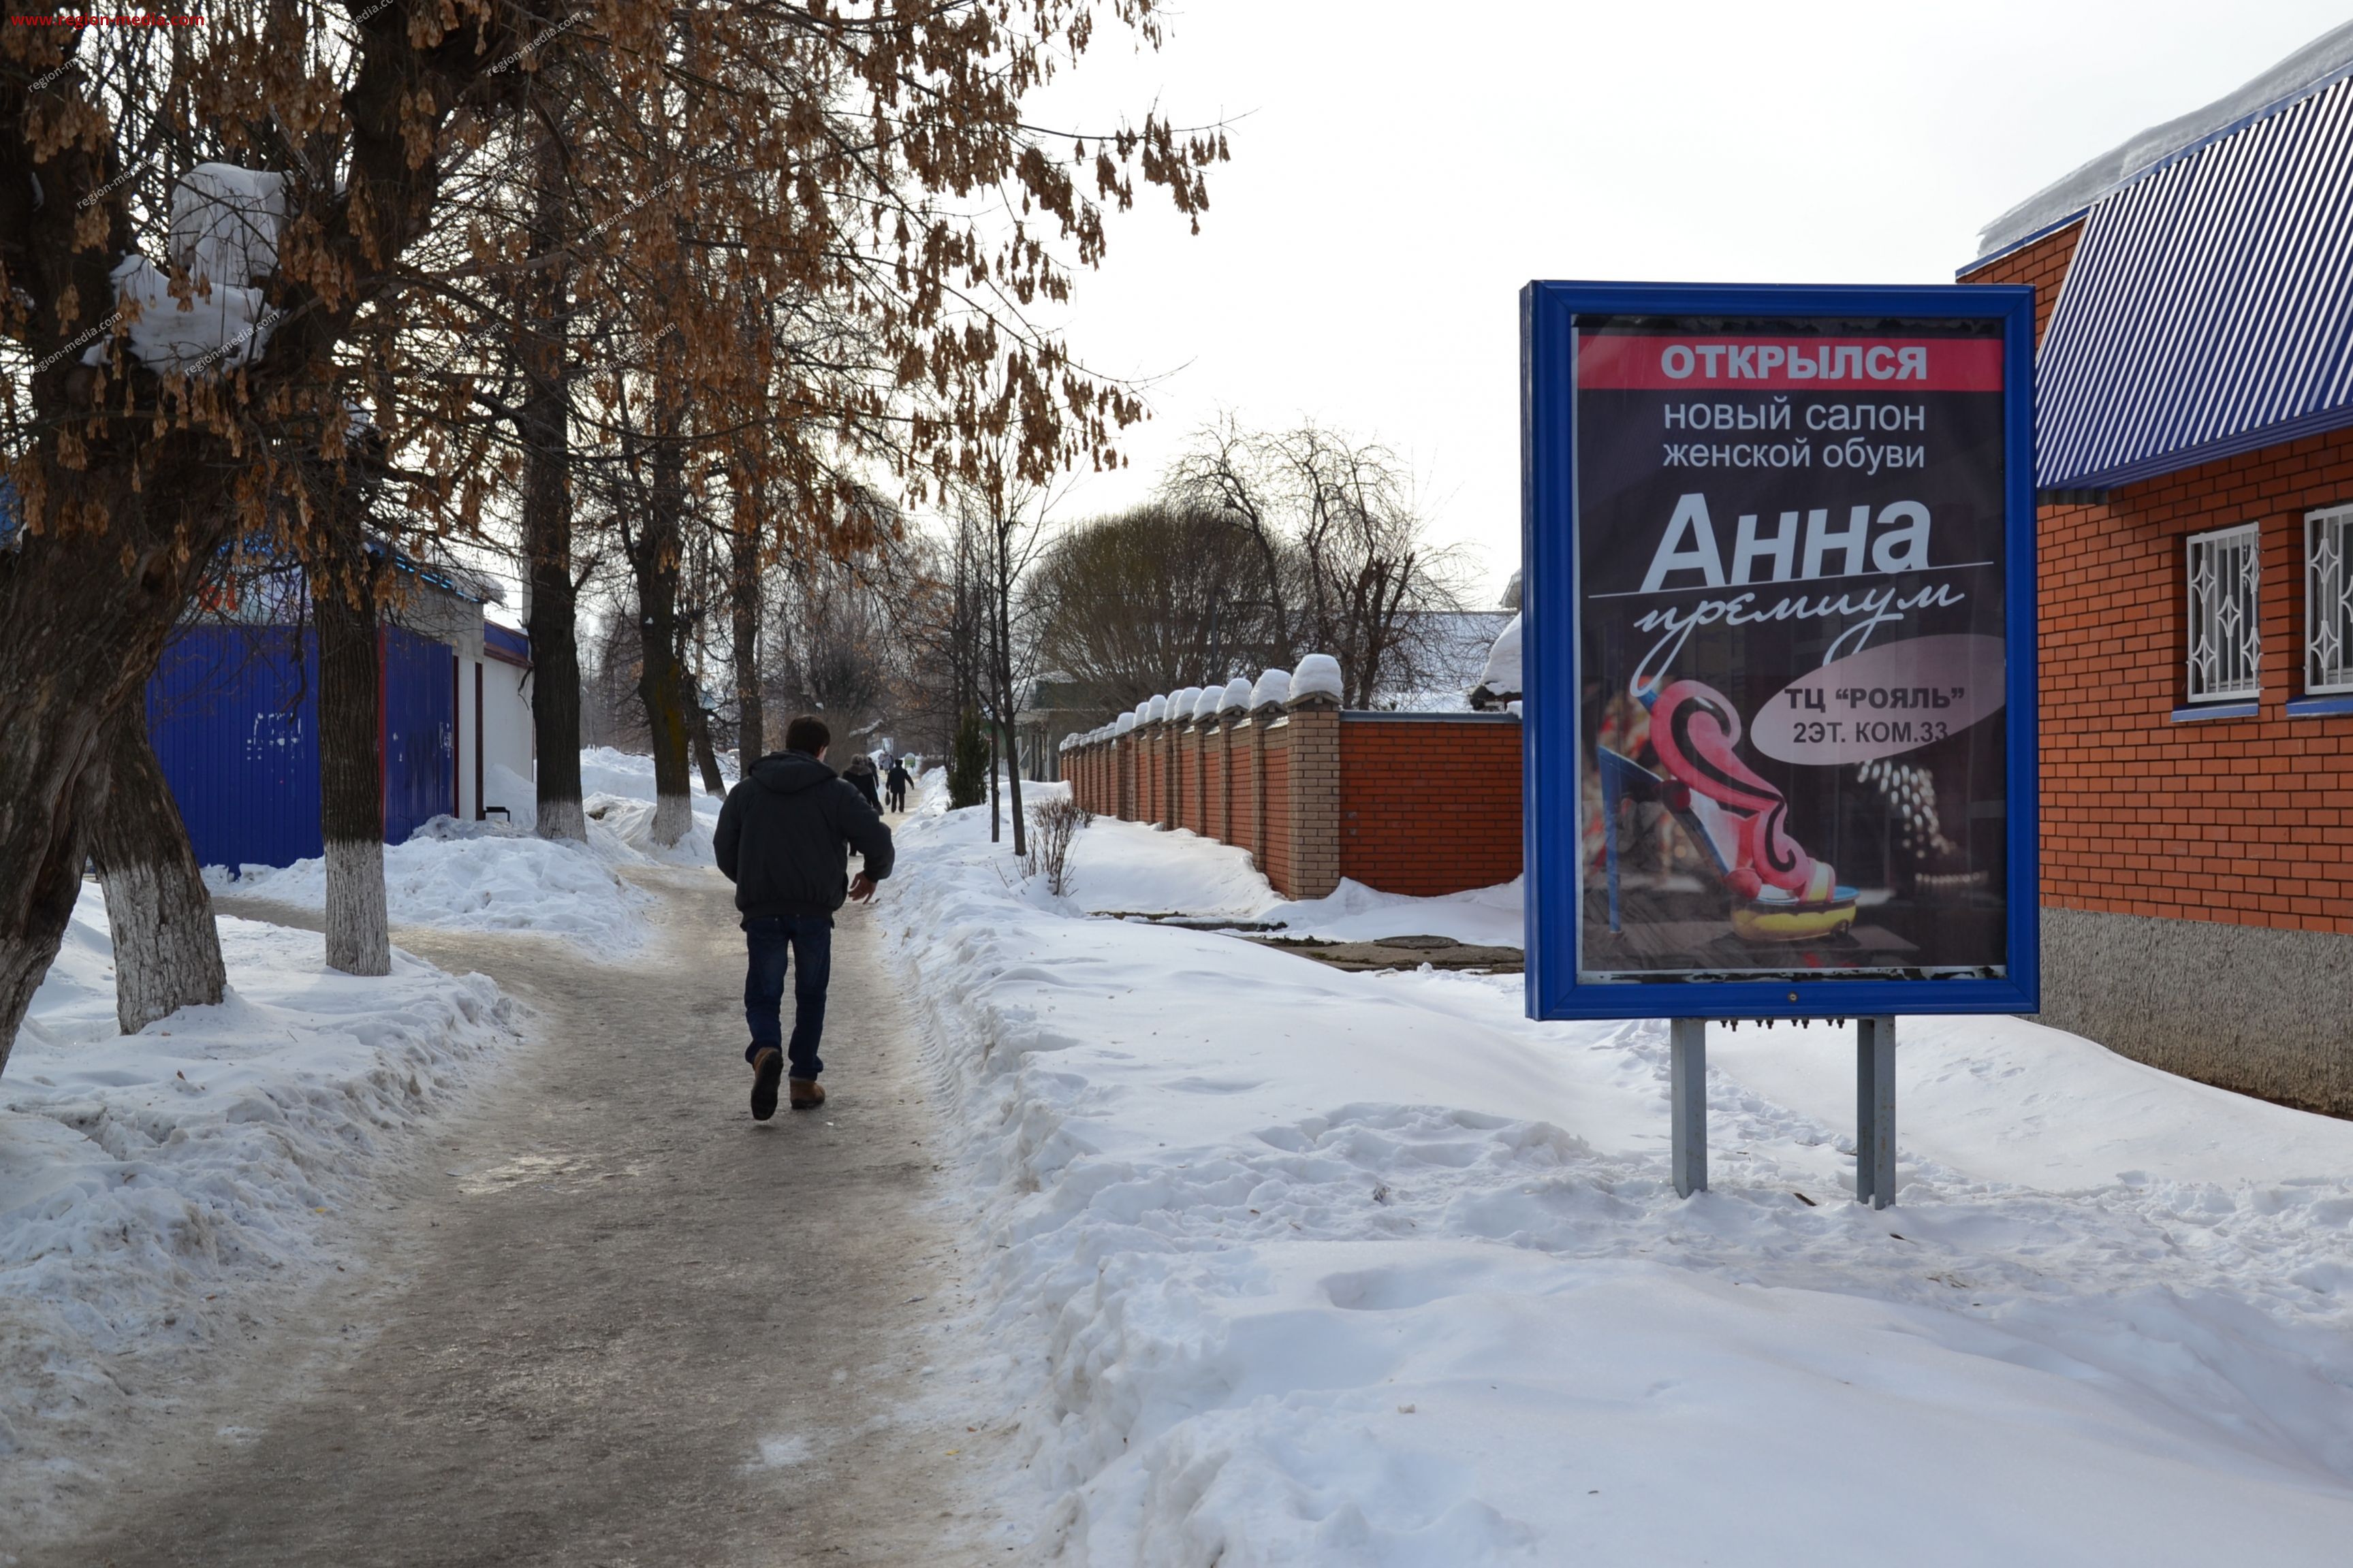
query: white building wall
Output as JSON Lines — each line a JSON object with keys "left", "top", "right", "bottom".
{"left": 479, "top": 655, "right": 535, "bottom": 820}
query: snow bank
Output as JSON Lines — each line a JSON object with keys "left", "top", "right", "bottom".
{"left": 209, "top": 817, "right": 654, "bottom": 957}
{"left": 2, "top": 884, "right": 516, "bottom": 1531}
{"left": 1037, "top": 803, "right": 1526, "bottom": 946}
{"left": 881, "top": 804, "right": 2353, "bottom": 1564}
{"left": 208, "top": 748, "right": 731, "bottom": 953}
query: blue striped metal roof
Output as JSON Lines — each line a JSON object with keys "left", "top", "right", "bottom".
{"left": 2036, "top": 73, "right": 2353, "bottom": 492}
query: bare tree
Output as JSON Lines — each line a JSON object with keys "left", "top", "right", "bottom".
{"left": 1028, "top": 502, "right": 1278, "bottom": 714}
{"left": 1163, "top": 419, "right": 1471, "bottom": 707}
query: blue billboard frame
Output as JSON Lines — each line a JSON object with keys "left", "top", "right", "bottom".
{"left": 1521, "top": 281, "right": 2040, "bottom": 1021}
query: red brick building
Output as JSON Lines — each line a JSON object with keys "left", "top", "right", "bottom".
{"left": 1963, "top": 33, "right": 2353, "bottom": 1112}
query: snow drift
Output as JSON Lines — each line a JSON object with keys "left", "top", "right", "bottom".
{"left": 881, "top": 799, "right": 2353, "bottom": 1565}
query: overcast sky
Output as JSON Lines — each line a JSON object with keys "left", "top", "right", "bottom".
{"left": 1023, "top": 1, "right": 2353, "bottom": 603}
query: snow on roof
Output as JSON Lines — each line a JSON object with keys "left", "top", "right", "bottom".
{"left": 1476, "top": 615, "right": 1522, "bottom": 699}
{"left": 1250, "top": 667, "right": 1292, "bottom": 709}
{"left": 1289, "top": 653, "right": 1343, "bottom": 702}
{"left": 1976, "top": 22, "right": 2353, "bottom": 259}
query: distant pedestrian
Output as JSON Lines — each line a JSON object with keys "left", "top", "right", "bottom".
{"left": 885, "top": 757, "right": 911, "bottom": 813}
{"left": 714, "top": 715, "right": 895, "bottom": 1119}
{"left": 843, "top": 752, "right": 883, "bottom": 812}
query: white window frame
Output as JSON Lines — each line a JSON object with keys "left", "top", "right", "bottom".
{"left": 2306, "top": 505, "right": 2353, "bottom": 695}
{"left": 2185, "top": 523, "right": 2260, "bottom": 703}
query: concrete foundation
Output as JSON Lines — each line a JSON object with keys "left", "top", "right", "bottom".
{"left": 2038, "top": 906, "right": 2353, "bottom": 1117}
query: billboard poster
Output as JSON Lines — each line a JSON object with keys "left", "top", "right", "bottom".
{"left": 1522, "top": 285, "right": 2038, "bottom": 1019}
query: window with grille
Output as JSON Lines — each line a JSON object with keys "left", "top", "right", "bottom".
{"left": 2307, "top": 507, "right": 2353, "bottom": 694}
{"left": 2185, "top": 524, "right": 2260, "bottom": 702}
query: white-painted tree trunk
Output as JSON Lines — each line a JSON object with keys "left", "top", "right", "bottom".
{"left": 650, "top": 791, "right": 692, "bottom": 848}
{"left": 99, "top": 861, "right": 230, "bottom": 1034}
{"left": 90, "top": 703, "right": 227, "bottom": 1034}
{"left": 536, "top": 796, "right": 587, "bottom": 843}
{"left": 323, "top": 838, "right": 391, "bottom": 976}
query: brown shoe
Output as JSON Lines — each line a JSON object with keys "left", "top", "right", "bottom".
{"left": 750, "top": 1048, "right": 784, "bottom": 1121}
{"left": 789, "top": 1077, "right": 825, "bottom": 1110}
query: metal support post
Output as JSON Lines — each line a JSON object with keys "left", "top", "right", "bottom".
{"left": 1856, "top": 1015, "right": 1897, "bottom": 1209}
{"left": 1671, "top": 1017, "right": 1707, "bottom": 1198}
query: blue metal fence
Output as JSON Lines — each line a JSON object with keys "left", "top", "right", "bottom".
{"left": 151, "top": 626, "right": 323, "bottom": 871}
{"left": 381, "top": 626, "right": 455, "bottom": 842}
{"left": 148, "top": 623, "right": 455, "bottom": 871}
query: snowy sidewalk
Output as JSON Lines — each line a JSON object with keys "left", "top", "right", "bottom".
{"left": 14, "top": 869, "right": 1006, "bottom": 1565}
{"left": 1, "top": 887, "right": 516, "bottom": 1541}
{"left": 883, "top": 795, "right": 2353, "bottom": 1566}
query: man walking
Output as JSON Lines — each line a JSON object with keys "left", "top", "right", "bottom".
{"left": 885, "top": 756, "right": 911, "bottom": 813}
{"left": 714, "top": 715, "right": 895, "bottom": 1119}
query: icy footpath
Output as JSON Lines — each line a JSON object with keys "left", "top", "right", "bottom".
{"left": 208, "top": 748, "right": 727, "bottom": 956}
{"left": 882, "top": 795, "right": 2353, "bottom": 1566}
{"left": 0, "top": 886, "right": 516, "bottom": 1534}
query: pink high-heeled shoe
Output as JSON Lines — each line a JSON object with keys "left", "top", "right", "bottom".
{"left": 1602, "top": 677, "right": 1857, "bottom": 944}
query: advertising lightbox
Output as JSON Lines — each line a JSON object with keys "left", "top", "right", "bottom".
{"left": 1521, "top": 283, "right": 2039, "bottom": 1020}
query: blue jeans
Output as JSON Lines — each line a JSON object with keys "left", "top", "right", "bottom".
{"left": 742, "top": 914, "right": 833, "bottom": 1081}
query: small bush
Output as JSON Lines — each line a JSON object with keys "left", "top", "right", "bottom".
{"left": 1024, "top": 795, "right": 1091, "bottom": 896}
{"left": 947, "top": 706, "right": 989, "bottom": 810}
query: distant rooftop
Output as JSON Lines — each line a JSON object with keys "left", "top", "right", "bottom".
{"left": 1976, "top": 22, "right": 2353, "bottom": 261}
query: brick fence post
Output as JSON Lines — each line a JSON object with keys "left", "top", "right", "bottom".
{"left": 1189, "top": 706, "right": 1214, "bottom": 833}
{"left": 1207, "top": 707, "right": 1233, "bottom": 843}
{"left": 1157, "top": 714, "right": 1176, "bottom": 827}
{"left": 1244, "top": 694, "right": 1278, "bottom": 870}
{"left": 1141, "top": 717, "right": 1159, "bottom": 825}
{"left": 1166, "top": 714, "right": 1182, "bottom": 829}
{"left": 1284, "top": 690, "right": 1342, "bottom": 899}
{"left": 1116, "top": 727, "right": 1135, "bottom": 820}
{"left": 1176, "top": 709, "right": 1199, "bottom": 833}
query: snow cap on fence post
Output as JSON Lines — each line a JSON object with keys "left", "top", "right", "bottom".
{"left": 1287, "top": 653, "right": 1344, "bottom": 706}
{"left": 1172, "top": 686, "right": 1203, "bottom": 721}
{"left": 1219, "top": 677, "right": 1252, "bottom": 714}
{"left": 1116, "top": 711, "right": 1137, "bottom": 735}
{"left": 1472, "top": 614, "right": 1522, "bottom": 706}
{"left": 1249, "top": 668, "right": 1292, "bottom": 713}
{"left": 1146, "top": 694, "right": 1168, "bottom": 724}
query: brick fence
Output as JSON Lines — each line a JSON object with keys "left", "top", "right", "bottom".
{"left": 1062, "top": 694, "right": 1523, "bottom": 900}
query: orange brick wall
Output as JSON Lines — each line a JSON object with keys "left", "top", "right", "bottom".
{"left": 1234, "top": 725, "right": 1263, "bottom": 861}
{"left": 1260, "top": 733, "right": 1294, "bottom": 895}
{"left": 1965, "top": 221, "right": 2353, "bottom": 938}
{"left": 1339, "top": 719, "right": 1523, "bottom": 896}
{"left": 1059, "top": 711, "right": 1528, "bottom": 902}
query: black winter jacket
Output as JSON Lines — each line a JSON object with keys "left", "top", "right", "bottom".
{"left": 714, "top": 751, "right": 896, "bottom": 918}
{"left": 844, "top": 758, "right": 882, "bottom": 811}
